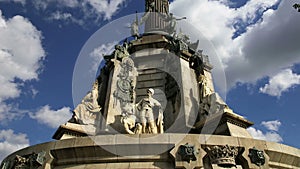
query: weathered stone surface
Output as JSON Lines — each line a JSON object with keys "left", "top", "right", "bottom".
{"left": 1, "top": 134, "right": 300, "bottom": 169}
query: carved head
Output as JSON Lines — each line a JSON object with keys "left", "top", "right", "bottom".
{"left": 92, "top": 81, "right": 98, "bottom": 89}
{"left": 147, "top": 88, "right": 154, "bottom": 96}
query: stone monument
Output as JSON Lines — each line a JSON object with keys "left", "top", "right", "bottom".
{"left": 1, "top": 0, "right": 300, "bottom": 169}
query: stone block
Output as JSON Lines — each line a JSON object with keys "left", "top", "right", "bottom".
{"left": 115, "top": 134, "right": 140, "bottom": 157}
{"left": 106, "top": 162, "right": 130, "bottom": 168}
{"left": 265, "top": 141, "right": 283, "bottom": 163}
{"left": 227, "top": 123, "right": 252, "bottom": 138}
{"left": 94, "top": 145, "right": 118, "bottom": 162}
{"left": 238, "top": 138, "right": 268, "bottom": 169}
{"left": 93, "top": 135, "right": 117, "bottom": 160}
{"left": 132, "top": 48, "right": 168, "bottom": 58}
{"left": 136, "top": 79, "right": 164, "bottom": 89}
{"left": 279, "top": 144, "right": 299, "bottom": 166}
{"left": 205, "top": 135, "right": 239, "bottom": 146}
{"left": 93, "top": 135, "right": 116, "bottom": 146}
{"left": 137, "top": 72, "right": 165, "bottom": 81}
{"left": 55, "top": 164, "right": 87, "bottom": 169}
{"left": 153, "top": 162, "right": 175, "bottom": 169}
{"left": 54, "top": 138, "right": 76, "bottom": 150}
{"left": 51, "top": 138, "right": 77, "bottom": 164}
{"left": 129, "top": 162, "right": 155, "bottom": 168}
{"left": 84, "top": 163, "right": 107, "bottom": 169}
{"left": 74, "top": 136, "right": 95, "bottom": 147}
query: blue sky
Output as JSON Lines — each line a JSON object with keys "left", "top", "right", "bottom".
{"left": 0, "top": 0, "right": 300, "bottom": 161}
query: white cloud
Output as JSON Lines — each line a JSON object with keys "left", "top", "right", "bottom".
{"left": 247, "top": 120, "right": 283, "bottom": 142}
{"left": 32, "top": 0, "right": 127, "bottom": 24}
{"left": 0, "top": 129, "right": 29, "bottom": 161}
{"left": 0, "top": 103, "right": 26, "bottom": 124}
{"left": 259, "top": 69, "right": 300, "bottom": 97}
{"left": 170, "top": 0, "right": 300, "bottom": 90}
{"left": 32, "top": 0, "right": 79, "bottom": 9}
{"left": 29, "top": 105, "right": 72, "bottom": 128}
{"left": 85, "top": 0, "right": 125, "bottom": 20}
{"left": 90, "top": 42, "right": 116, "bottom": 73}
{"left": 60, "top": 0, "right": 79, "bottom": 8}
{"left": 0, "top": 10, "right": 45, "bottom": 121}
{"left": 247, "top": 127, "right": 283, "bottom": 143}
{"left": 0, "top": 0, "right": 25, "bottom": 5}
{"left": 48, "top": 11, "right": 84, "bottom": 26}
{"left": 261, "top": 120, "right": 281, "bottom": 131}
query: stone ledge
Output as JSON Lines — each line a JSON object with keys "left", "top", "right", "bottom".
{"left": 1, "top": 134, "right": 300, "bottom": 169}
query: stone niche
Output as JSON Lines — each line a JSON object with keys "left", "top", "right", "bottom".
{"left": 101, "top": 47, "right": 200, "bottom": 134}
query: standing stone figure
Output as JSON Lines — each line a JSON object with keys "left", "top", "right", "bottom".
{"left": 131, "top": 20, "right": 139, "bottom": 39}
{"left": 159, "top": 12, "right": 186, "bottom": 35}
{"left": 139, "top": 1, "right": 155, "bottom": 26}
{"left": 146, "top": 0, "right": 155, "bottom": 12}
{"left": 136, "top": 88, "right": 163, "bottom": 134}
{"left": 73, "top": 81, "right": 101, "bottom": 126}
{"left": 129, "top": 12, "right": 139, "bottom": 39}
{"left": 199, "top": 75, "right": 232, "bottom": 117}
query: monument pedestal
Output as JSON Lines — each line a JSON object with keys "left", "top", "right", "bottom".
{"left": 195, "top": 111, "right": 253, "bottom": 138}
{"left": 2, "top": 134, "right": 300, "bottom": 169}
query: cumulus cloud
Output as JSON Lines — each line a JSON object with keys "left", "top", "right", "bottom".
{"left": 247, "top": 127, "right": 283, "bottom": 142}
{"left": 247, "top": 120, "right": 283, "bottom": 142}
{"left": 31, "top": 0, "right": 79, "bottom": 10}
{"left": 85, "top": 0, "right": 126, "bottom": 20}
{"left": 48, "top": 11, "right": 84, "bottom": 26}
{"left": 0, "top": 10, "right": 45, "bottom": 121}
{"left": 90, "top": 42, "right": 116, "bottom": 73}
{"left": 29, "top": 105, "right": 72, "bottom": 128}
{"left": 0, "top": 0, "right": 25, "bottom": 5}
{"left": 0, "top": 129, "right": 29, "bottom": 161}
{"left": 170, "top": 0, "right": 300, "bottom": 91}
{"left": 259, "top": 69, "right": 300, "bottom": 97}
{"left": 31, "top": 0, "right": 127, "bottom": 24}
{"left": 261, "top": 120, "right": 281, "bottom": 131}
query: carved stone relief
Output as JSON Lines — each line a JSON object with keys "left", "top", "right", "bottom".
{"left": 73, "top": 81, "right": 101, "bottom": 127}
{"left": 199, "top": 75, "right": 233, "bottom": 119}
{"left": 204, "top": 145, "right": 239, "bottom": 167}
{"left": 248, "top": 147, "right": 265, "bottom": 166}
{"left": 113, "top": 57, "right": 137, "bottom": 106}
{"left": 1, "top": 152, "right": 45, "bottom": 169}
{"left": 178, "top": 143, "right": 198, "bottom": 163}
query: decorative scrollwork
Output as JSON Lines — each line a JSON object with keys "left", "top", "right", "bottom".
{"left": 114, "top": 57, "right": 136, "bottom": 104}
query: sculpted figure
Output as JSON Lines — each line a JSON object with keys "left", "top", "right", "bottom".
{"left": 104, "top": 42, "right": 130, "bottom": 62}
{"left": 128, "top": 12, "right": 139, "bottom": 39}
{"left": 158, "top": 12, "right": 186, "bottom": 35}
{"left": 121, "top": 114, "right": 137, "bottom": 134}
{"left": 189, "top": 54, "right": 204, "bottom": 81}
{"left": 139, "top": 1, "right": 155, "bottom": 25}
{"left": 199, "top": 75, "right": 232, "bottom": 117}
{"left": 131, "top": 20, "right": 139, "bottom": 39}
{"left": 121, "top": 104, "right": 138, "bottom": 134}
{"left": 114, "top": 45, "right": 128, "bottom": 60}
{"left": 136, "top": 88, "right": 163, "bottom": 134}
{"left": 146, "top": 0, "right": 155, "bottom": 12}
{"left": 73, "top": 81, "right": 101, "bottom": 125}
